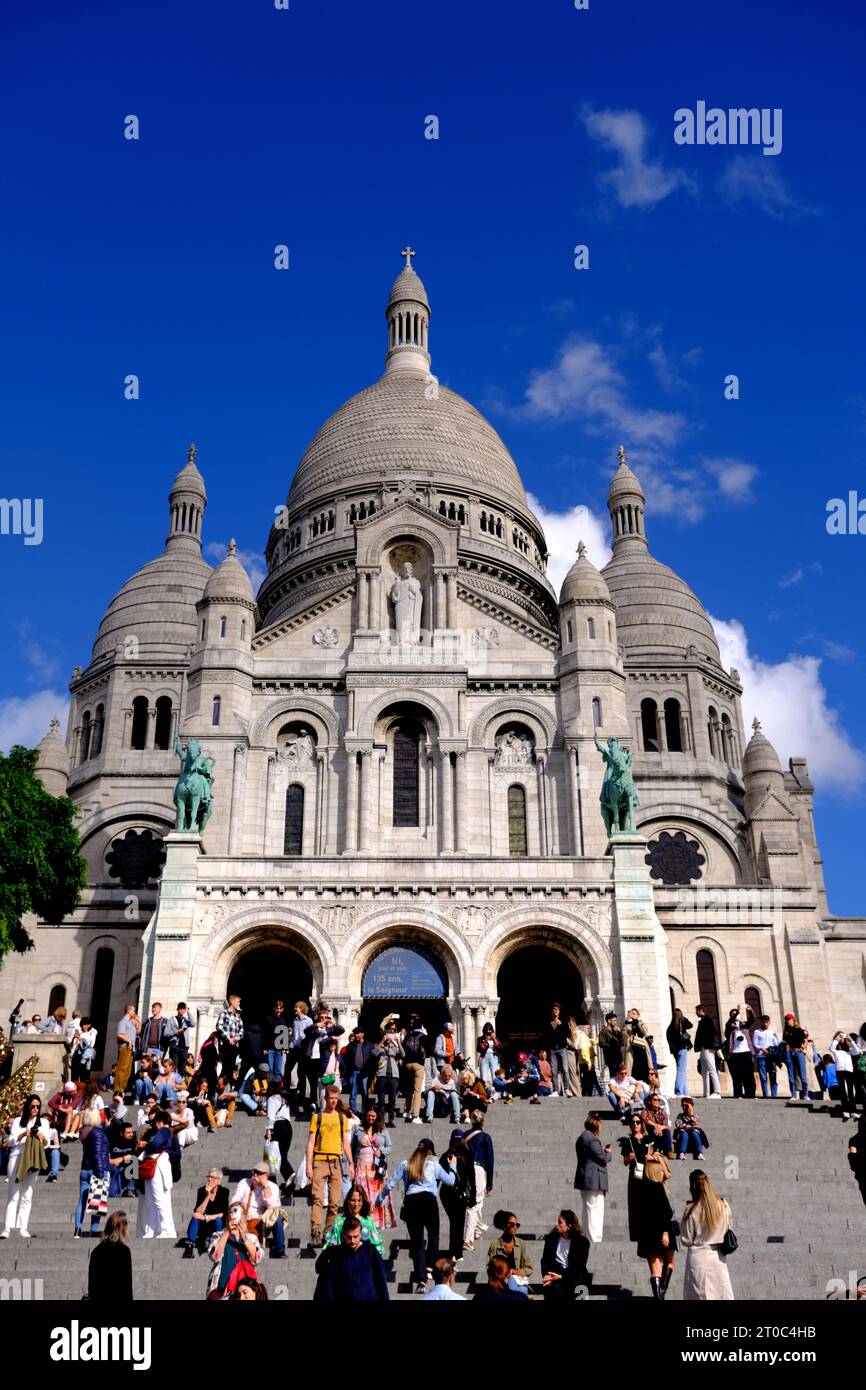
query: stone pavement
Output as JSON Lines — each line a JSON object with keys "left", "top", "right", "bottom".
{"left": 0, "top": 1093, "right": 861, "bottom": 1301}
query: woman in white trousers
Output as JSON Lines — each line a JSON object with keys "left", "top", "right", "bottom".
{"left": 2, "top": 1095, "right": 50, "bottom": 1239}
{"left": 574, "top": 1115, "right": 611, "bottom": 1245}
{"left": 137, "top": 1113, "right": 177, "bottom": 1239}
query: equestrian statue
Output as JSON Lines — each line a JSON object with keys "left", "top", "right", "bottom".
{"left": 594, "top": 734, "right": 639, "bottom": 836}
{"left": 173, "top": 731, "right": 214, "bottom": 833}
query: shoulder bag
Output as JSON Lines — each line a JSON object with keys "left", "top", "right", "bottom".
{"left": 721, "top": 1201, "right": 738, "bottom": 1254}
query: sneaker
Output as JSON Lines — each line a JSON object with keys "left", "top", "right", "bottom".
{"left": 0, "top": 1230, "right": 9, "bottom": 1240}
{"left": 696, "top": 1154, "right": 706, "bottom": 1161}
{"left": 72, "top": 1229, "right": 82, "bottom": 1239}
{"left": 415, "top": 1281, "right": 428, "bottom": 1295}
{"left": 46, "top": 1174, "right": 58, "bottom": 1183}
{"left": 19, "top": 1230, "right": 32, "bottom": 1240}
{"left": 410, "top": 1117, "right": 423, "bottom": 1124}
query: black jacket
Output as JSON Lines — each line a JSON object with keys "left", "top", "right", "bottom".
{"left": 574, "top": 1130, "right": 611, "bottom": 1193}
{"left": 262, "top": 1014, "right": 287, "bottom": 1050}
{"left": 344, "top": 1039, "right": 376, "bottom": 1077}
{"left": 694, "top": 1015, "right": 719, "bottom": 1051}
{"left": 540, "top": 1229, "right": 591, "bottom": 1294}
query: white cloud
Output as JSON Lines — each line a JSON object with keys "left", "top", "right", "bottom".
{"left": 581, "top": 106, "right": 696, "bottom": 209}
{"left": 205, "top": 541, "right": 267, "bottom": 595}
{"left": 527, "top": 494, "right": 611, "bottom": 594}
{"left": 717, "top": 158, "right": 818, "bottom": 220}
{"left": 711, "top": 616, "right": 865, "bottom": 793}
{"left": 705, "top": 457, "right": 758, "bottom": 502}
{"left": 0, "top": 691, "right": 69, "bottom": 755}
{"left": 522, "top": 337, "right": 687, "bottom": 449}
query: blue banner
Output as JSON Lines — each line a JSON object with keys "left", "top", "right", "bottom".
{"left": 362, "top": 945, "right": 447, "bottom": 998}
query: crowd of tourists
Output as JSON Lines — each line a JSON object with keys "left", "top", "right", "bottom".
{"left": 2, "top": 992, "right": 865, "bottom": 1302}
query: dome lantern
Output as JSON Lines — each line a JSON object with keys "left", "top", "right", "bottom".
{"left": 384, "top": 247, "right": 431, "bottom": 377}
{"left": 608, "top": 445, "right": 648, "bottom": 554}
{"left": 166, "top": 444, "right": 207, "bottom": 553}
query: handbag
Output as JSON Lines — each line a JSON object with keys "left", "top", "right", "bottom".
{"left": 138, "top": 1155, "right": 158, "bottom": 1180}
{"left": 86, "top": 1174, "right": 109, "bottom": 1216}
{"left": 721, "top": 1201, "right": 738, "bottom": 1254}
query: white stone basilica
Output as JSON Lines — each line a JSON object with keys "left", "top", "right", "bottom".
{"left": 9, "top": 253, "right": 864, "bottom": 1068}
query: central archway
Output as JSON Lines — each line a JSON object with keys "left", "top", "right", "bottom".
{"left": 359, "top": 941, "right": 451, "bottom": 1038}
{"left": 227, "top": 943, "right": 313, "bottom": 1029}
{"left": 495, "top": 945, "right": 586, "bottom": 1057}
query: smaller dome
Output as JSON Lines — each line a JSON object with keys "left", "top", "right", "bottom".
{"left": 560, "top": 541, "right": 614, "bottom": 607}
{"left": 386, "top": 266, "right": 430, "bottom": 312}
{"left": 202, "top": 539, "right": 255, "bottom": 605}
{"left": 608, "top": 450, "right": 645, "bottom": 505}
{"left": 742, "top": 718, "right": 783, "bottom": 781}
{"left": 35, "top": 719, "right": 69, "bottom": 796}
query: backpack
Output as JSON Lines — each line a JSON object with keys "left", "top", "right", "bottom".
{"left": 403, "top": 1030, "right": 426, "bottom": 1063}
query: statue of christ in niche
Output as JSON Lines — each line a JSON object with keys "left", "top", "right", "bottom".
{"left": 390, "top": 561, "right": 423, "bottom": 643}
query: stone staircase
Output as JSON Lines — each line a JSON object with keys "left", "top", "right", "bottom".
{"left": 1, "top": 1094, "right": 861, "bottom": 1301}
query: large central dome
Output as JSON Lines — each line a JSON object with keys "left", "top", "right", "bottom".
{"left": 285, "top": 252, "right": 527, "bottom": 514}
{"left": 287, "top": 372, "right": 528, "bottom": 510}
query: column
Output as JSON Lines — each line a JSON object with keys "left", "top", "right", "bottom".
{"left": 462, "top": 1004, "right": 474, "bottom": 1062}
{"left": 445, "top": 572, "right": 455, "bottom": 628}
{"left": 536, "top": 756, "right": 549, "bottom": 857}
{"left": 122, "top": 709, "right": 132, "bottom": 751}
{"left": 567, "top": 744, "right": 583, "bottom": 857}
{"left": 147, "top": 706, "right": 157, "bottom": 748}
{"left": 435, "top": 571, "right": 446, "bottom": 629}
{"left": 425, "top": 745, "right": 434, "bottom": 835}
{"left": 344, "top": 749, "right": 358, "bottom": 852}
{"left": 440, "top": 750, "right": 454, "bottom": 852}
{"left": 228, "top": 745, "right": 247, "bottom": 855}
{"left": 314, "top": 753, "right": 325, "bottom": 855}
{"left": 454, "top": 749, "right": 467, "bottom": 852}
{"left": 358, "top": 749, "right": 373, "bottom": 852}
{"left": 263, "top": 754, "right": 277, "bottom": 854}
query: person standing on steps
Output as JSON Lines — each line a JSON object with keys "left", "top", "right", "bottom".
{"left": 544, "top": 1002, "right": 575, "bottom": 1098}
{"left": 782, "top": 1012, "right": 809, "bottom": 1100}
{"left": 680, "top": 1170, "right": 734, "bottom": 1301}
{"left": 352, "top": 1107, "right": 395, "bottom": 1231}
{"left": 598, "top": 1012, "right": 626, "bottom": 1088}
{"left": 725, "top": 1008, "right": 756, "bottom": 1099}
{"left": 262, "top": 999, "right": 287, "bottom": 1084}
{"left": 694, "top": 1004, "right": 721, "bottom": 1099}
{"left": 112, "top": 1005, "right": 139, "bottom": 1097}
{"left": 375, "top": 1137, "right": 456, "bottom": 1295}
{"left": 136, "top": 1109, "right": 176, "bottom": 1240}
{"left": 345, "top": 1026, "right": 375, "bottom": 1117}
{"left": 215, "top": 993, "right": 244, "bottom": 1086}
{"left": 622, "top": 1130, "right": 678, "bottom": 1300}
{"left": 287, "top": 1001, "right": 313, "bottom": 1117}
{"left": 265, "top": 1082, "right": 295, "bottom": 1186}
{"left": 73, "top": 1112, "right": 110, "bottom": 1238}
{"left": 372, "top": 1017, "right": 403, "bottom": 1127}
{"left": 313, "top": 1215, "right": 390, "bottom": 1302}
{"left": 666, "top": 1008, "right": 694, "bottom": 1097}
{"left": 306, "top": 1083, "right": 355, "bottom": 1247}
{"left": 439, "top": 1133, "right": 475, "bottom": 1260}
{"left": 401, "top": 1013, "right": 429, "bottom": 1124}
{"left": 752, "top": 1015, "right": 782, "bottom": 1099}
{"left": 477, "top": 1022, "right": 501, "bottom": 1101}
{"left": 574, "top": 1114, "right": 612, "bottom": 1244}
{"left": 140, "top": 1001, "right": 170, "bottom": 1062}
{"left": 1, "top": 1094, "right": 50, "bottom": 1240}
{"left": 454, "top": 1109, "right": 494, "bottom": 1249}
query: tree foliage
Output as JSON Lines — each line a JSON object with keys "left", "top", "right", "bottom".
{"left": 0, "top": 745, "right": 87, "bottom": 965}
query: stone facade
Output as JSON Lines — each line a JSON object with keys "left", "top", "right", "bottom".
{"left": 6, "top": 256, "right": 863, "bottom": 1068}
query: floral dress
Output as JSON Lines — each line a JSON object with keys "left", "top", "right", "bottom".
{"left": 354, "top": 1128, "right": 396, "bottom": 1230}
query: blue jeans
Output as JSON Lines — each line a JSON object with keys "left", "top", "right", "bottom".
{"left": 75, "top": 1167, "right": 102, "bottom": 1234}
{"left": 348, "top": 1071, "right": 369, "bottom": 1114}
{"left": 426, "top": 1088, "right": 461, "bottom": 1122}
{"left": 757, "top": 1054, "right": 778, "bottom": 1098}
{"left": 674, "top": 1049, "right": 689, "bottom": 1096}
{"left": 134, "top": 1077, "right": 154, "bottom": 1103}
{"left": 676, "top": 1128, "right": 703, "bottom": 1157}
{"left": 479, "top": 1052, "right": 499, "bottom": 1094}
{"left": 786, "top": 1049, "right": 808, "bottom": 1098}
{"left": 607, "top": 1089, "right": 629, "bottom": 1115}
{"left": 550, "top": 1047, "right": 571, "bottom": 1095}
{"left": 48, "top": 1149, "right": 60, "bottom": 1179}
{"left": 187, "top": 1215, "right": 224, "bottom": 1244}
{"left": 267, "top": 1214, "right": 286, "bottom": 1256}
{"left": 239, "top": 1093, "right": 259, "bottom": 1114}
{"left": 268, "top": 1049, "right": 285, "bottom": 1080}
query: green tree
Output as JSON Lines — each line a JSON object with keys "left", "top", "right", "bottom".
{"left": 0, "top": 745, "right": 87, "bottom": 965}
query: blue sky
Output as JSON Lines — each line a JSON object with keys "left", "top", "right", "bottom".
{"left": 0, "top": 0, "right": 864, "bottom": 912}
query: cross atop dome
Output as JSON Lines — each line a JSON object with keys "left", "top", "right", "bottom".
{"left": 384, "top": 248, "right": 431, "bottom": 375}
{"left": 401, "top": 246, "right": 416, "bottom": 269}
{"left": 617, "top": 444, "right": 627, "bottom": 466}
{"left": 188, "top": 443, "right": 197, "bottom": 465}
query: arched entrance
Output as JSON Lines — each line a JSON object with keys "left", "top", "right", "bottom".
{"left": 359, "top": 942, "right": 451, "bottom": 1038}
{"left": 227, "top": 944, "right": 313, "bottom": 1029}
{"left": 495, "top": 945, "right": 585, "bottom": 1057}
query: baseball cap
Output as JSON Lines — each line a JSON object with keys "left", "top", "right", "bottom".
{"left": 63, "top": 1081, "right": 77, "bottom": 1093}
{"left": 784, "top": 1013, "right": 794, "bottom": 1019}
{"left": 252, "top": 1161, "right": 270, "bottom": 1175}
